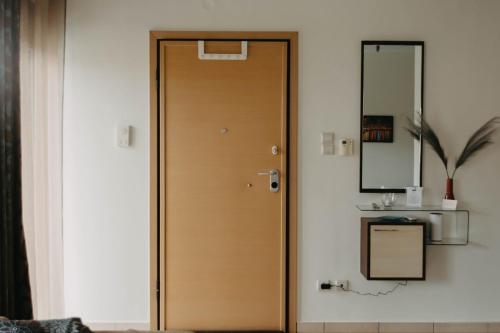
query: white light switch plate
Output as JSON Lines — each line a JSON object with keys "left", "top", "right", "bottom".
{"left": 321, "top": 132, "right": 335, "bottom": 155}
{"left": 117, "top": 125, "right": 131, "bottom": 147}
{"left": 321, "top": 144, "right": 335, "bottom": 155}
{"left": 321, "top": 132, "right": 334, "bottom": 144}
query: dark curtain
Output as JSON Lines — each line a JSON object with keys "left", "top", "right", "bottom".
{"left": 0, "top": 0, "right": 33, "bottom": 319}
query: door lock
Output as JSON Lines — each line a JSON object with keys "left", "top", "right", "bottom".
{"left": 271, "top": 145, "right": 279, "bottom": 156}
{"left": 257, "top": 169, "right": 280, "bottom": 193}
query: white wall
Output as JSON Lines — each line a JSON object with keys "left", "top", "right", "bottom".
{"left": 63, "top": 0, "right": 500, "bottom": 326}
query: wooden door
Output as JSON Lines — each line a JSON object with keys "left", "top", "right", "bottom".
{"left": 159, "top": 40, "right": 288, "bottom": 331}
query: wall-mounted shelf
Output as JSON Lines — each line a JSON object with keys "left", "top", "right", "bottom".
{"left": 356, "top": 204, "right": 469, "bottom": 212}
{"left": 356, "top": 205, "right": 469, "bottom": 245}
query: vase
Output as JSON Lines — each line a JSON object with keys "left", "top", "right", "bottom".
{"left": 444, "top": 177, "right": 455, "bottom": 200}
{"left": 429, "top": 212, "right": 443, "bottom": 241}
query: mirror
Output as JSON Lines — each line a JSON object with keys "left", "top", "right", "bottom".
{"left": 360, "top": 41, "right": 424, "bottom": 193}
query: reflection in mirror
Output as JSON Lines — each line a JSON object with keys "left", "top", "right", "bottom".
{"left": 360, "top": 41, "right": 424, "bottom": 192}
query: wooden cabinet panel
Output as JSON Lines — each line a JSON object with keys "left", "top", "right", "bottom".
{"left": 361, "top": 218, "right": 426, "bottom": 280}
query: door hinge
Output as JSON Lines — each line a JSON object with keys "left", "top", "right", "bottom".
{"left": 156, "top": 279, "right": 160, "bottom": 298}
{"left": 156, "top": 68, "right": 159, "bottom": 83}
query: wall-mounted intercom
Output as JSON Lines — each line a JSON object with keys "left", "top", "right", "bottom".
{"left": 339, "top": 138, "right": 354, "bottom": 156}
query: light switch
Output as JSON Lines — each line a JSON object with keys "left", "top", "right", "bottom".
{"left": 321, "top": 132, "right": 335, "bottom": 155}
{"left": 117, "top": 125, "right": 131, "bottom": 147}
{"left": 321, "top": 144, "right": 335, "bottom": 155}
{"left": 321, "top": 132, "right": 334, "bottom": 144}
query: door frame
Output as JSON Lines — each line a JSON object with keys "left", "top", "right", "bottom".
{"left": 149, "top": 31, "right": 298, "bottom": 332}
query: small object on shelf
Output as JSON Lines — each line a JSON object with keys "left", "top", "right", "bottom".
{"left": 376, "top": 216, "right": 418, "bottom": 223}
{"left": 371, "top": 202, "right": 380, "bottom": 209}
{"left": 381, "top": 192, "right": 397, "bottom": 207}
{"left": 406, "top": 186, "right": 423, "bottom": 207}
{"left": 377, "top": 216, "right": 409, "bottom": 223}
{"left": 429, "top": 212, "right": 443, "bottom": 241}
{"left": 442, "top": 199, "right": 458, "bottom": 210}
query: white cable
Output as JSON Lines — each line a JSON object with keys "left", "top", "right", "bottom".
{"left": 341, "top": 281, "right": 408, "bottom": 296}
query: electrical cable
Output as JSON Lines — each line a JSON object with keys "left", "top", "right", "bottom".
{"left": 340, "top": 281, "right": 408, "bottom": 296}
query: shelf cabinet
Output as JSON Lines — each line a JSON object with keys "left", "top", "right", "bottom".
{"left": 356, "top": 205, "right": 470, "bottom": 245}
{"left": 361, "top": 218, "right": 426, "bottom": 280}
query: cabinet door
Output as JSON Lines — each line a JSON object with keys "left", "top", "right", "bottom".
{"left": 370, "top": 225, "right": 424, "bottom": 279}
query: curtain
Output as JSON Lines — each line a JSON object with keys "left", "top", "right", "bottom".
{"left": 0, "top": 0, "right": 33, "bottom": 319}
{"left": 19, "top": 0, "right": 66, "bottom": 318}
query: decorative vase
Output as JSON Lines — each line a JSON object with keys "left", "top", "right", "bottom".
{"left": 444, "top": 177, "right": 455, "bottom": 200}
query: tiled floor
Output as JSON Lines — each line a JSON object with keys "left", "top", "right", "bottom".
{"left": 298, "top": 322, "right": 500, "bottom": 333}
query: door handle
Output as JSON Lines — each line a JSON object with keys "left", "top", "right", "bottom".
{"left": 257, "top": 169, "right": 280, "bottom": 193}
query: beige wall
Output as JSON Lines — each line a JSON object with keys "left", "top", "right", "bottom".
{"left": 63, "top": 0, "right": 500, "bottom": 326}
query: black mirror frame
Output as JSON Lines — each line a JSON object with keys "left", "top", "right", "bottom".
{"left": 359, "top": 40, "right": 425, "bottom": 193}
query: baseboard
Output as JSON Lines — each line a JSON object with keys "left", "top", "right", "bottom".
{"left": 87, "top": 322, "right": 150, "bottom": 331}
{"left": 298, "top": 322, "right": 500, "bottom": 333}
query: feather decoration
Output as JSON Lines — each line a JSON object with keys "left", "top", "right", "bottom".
{"left": 405, "top": 120, "right": 421, "bottom": 141}
{"left": 406, "top": 114, "right": 449, "bottom": 178}
{"left": 452, "top": 116, "right": 500, "bottom": 178}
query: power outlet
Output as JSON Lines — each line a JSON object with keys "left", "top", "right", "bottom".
{"left": 316, "top": 280, "right": 326, "bottom": 291}
{"left": 316, "top": 280, "right": 349, "bottom": 291}
{"left": 332, "top": 280, "right": 349, "bottom": 290}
